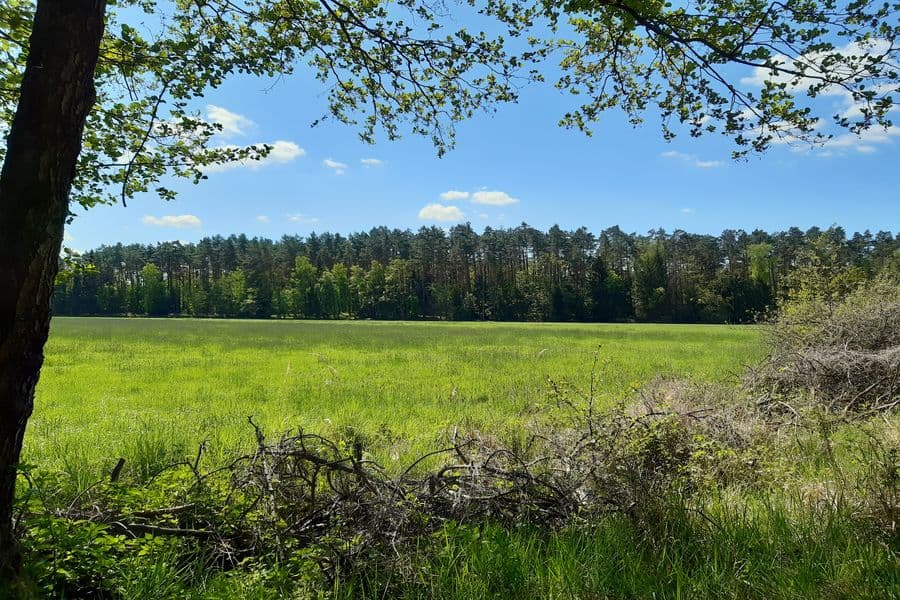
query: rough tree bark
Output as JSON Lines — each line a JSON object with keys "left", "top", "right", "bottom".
{"left": 0, "top": 0, "right": 106, "bottom": 579}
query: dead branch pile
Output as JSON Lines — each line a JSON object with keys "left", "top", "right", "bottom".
{"left": 751, "top": 277, "right": 900, "bottom": 413}
{"left": 33, "top": 394, "right": 744, "bottom": 583}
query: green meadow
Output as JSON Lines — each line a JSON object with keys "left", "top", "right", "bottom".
{"left": 29, "top": 318, "right": 762, "bottom": 485}
{"left": 18, "top": 318, "right": 898, "bottom": 599}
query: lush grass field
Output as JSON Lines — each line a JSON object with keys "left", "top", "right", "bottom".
{"left": 28, "top": 318, "right": 764, "bottom": 486}
{"left": 18, "top": 318, "right": 898, "bottom": 599}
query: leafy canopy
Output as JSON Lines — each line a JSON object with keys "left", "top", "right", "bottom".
{"left": 0, "top": 0, "right": 897, "bottom": 208}
{"left": 1, "top": 0, "right": 527, "bottom": 208}
{"left": 492, "top": 0, "right": 898, "bottom": 155}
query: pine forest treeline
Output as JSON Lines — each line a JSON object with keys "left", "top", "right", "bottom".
{"left": 54, "top": 224, "right": 899, "bottom": 323}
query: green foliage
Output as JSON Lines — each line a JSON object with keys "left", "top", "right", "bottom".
{"left": 5, "top": 0, "right": 899, "bottom": 593}
{"left": 588, "top": 255, "right": 628, "bottom": 322}
{"left": 786, "top": 231, "right": 870, "bottom": 313}
{"left": 338, "top": 501, "right": 897, "bottom": 599}
{"left": 756, "top": 275, "right": 900, "bottom": 412}
{"left": 632, "top": 241, "right": 668, "bottom": 321}
{"left": 291, "top": 256, "right": 319, "bottom": 318}
{"left": 748, "top": 242, "right": 776, "bottom": 291}
{"left": 17, "top": 369, "right": 900, "bottom": 598}
{"left": 54, "top": 225, "right": 898, "bottom": 323}
{"left": 141, "top": 263, "right": 168, "bottom": 316}
{"left": 19, "top": 507, "right": 187, "bottom": 599}
{"left": 383, "top": 258, "right": 419, "bottom": 319}
{"left": 779, "top": 274, "right": 900, "bottom": 352}
{"left": 698, "top": 270, "right": 771, "bottom": 324}
{"left": 1, "top": 0, "right": 533, "bottom": 209}
{"left": 521, "top": 0, "right": 900, "bottom": 157}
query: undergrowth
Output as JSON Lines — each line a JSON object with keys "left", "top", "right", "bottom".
{"left": 9, "top": 379, "right": 898, "bottom": 599}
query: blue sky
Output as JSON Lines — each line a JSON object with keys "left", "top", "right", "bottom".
{"left": 66, "top": 42, "right": 900, "bottom": 251}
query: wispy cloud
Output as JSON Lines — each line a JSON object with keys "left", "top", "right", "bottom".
{"left": 323, "top": 158, "right": 348, "bottom": 175}
{"left": 142, "top": 214, "right": 202, "bottom": 229}
{"left": 740, "top": 39, "right": 893, "bottom": 91}
{"left": 681, "top": 207, "right": 695, "bottom": 215}
{"left": 752, "top": 98, "right": 899, "bottom": 157}
{"left": 776, "top": 123, "right": 900, "bottom": 156}
{"left": 204, "top": 140, "right": 305, "bottom": 173}
{"left": 256, "top": 215, "right": 270, "bottom": 224}
{"left": 695, "top": 160, "right": 724, "bottom": 168}
{"left": 440, "top": 190, "right": 470, "bottom": 201}
{"left": 287, "top": 213, "right": 320, "bottom": 224}
{"left": 816, "top": 125, "right": 900, "bottom": 155}
{"left": 206, "top": 105, "right": 254, "bottom": 137}
{"left": 360, "top": 158, "right": 384, "bottom": 167}
{"left": 661, "top": 150, "right": 724, "bottom": 169}
{"left": 738, "top": 39, "right": 899, "bottom": 157}
{"left": 839, "top": 85, "right": 900, "bottom": 122}
{"left": 419, "top": 203, "right": 464, "bottom": 222}
{"left": 471, "top": 190, "right": 519, "bottom": 205}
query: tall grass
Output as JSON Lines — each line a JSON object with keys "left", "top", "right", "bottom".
{"left": 334, "top": 502, "right": 897, "bottom": 599}
{"left": 29, "top": 318, "right": 763, "bottom": 485}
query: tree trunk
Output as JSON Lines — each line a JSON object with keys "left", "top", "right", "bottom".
{"left": 0, "top": 0, "right": 106, "bottom": 579}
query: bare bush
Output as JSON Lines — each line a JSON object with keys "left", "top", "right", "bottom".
{"left": 751, "top": 277, "right": 900, "bottom": 414}
{"left": 636, "top": 376, "right": 764, "bottom": 449}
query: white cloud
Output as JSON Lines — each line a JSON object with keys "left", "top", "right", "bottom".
{"left": 743, "top": 116, "right": 828, "bottom": 147}
{"left": 204, "top": 140, "right": 305, "bottom": 173}
{"left": 440, "top": 190, "right": 470, "bottom": 201}
{"left": 661, "top": 150, "right": 724, "bottom": 168}
{"left": 287, "top": 213, "right": 320, "bottom": 224}
{"left": 206, "top": 105, "right": 254, "bottom": 137}
{"left": 782, "top": 124, "right": 895, "bottom": 156}
{"left": 360, "top": 158, "right": 384, "bottom": 167}
{"left": 737, "top": 39, "right": 899, "bottom": 157}
{"left": 323, "top": 158, "right": 348, "bottom": 175}
{"left": 478, "top": 213, "right": 489, "bottom": 219}
{"left": 695, "top": 160, "right": 724, "bottom": 168}
{"left": 740, "top": 39, "right": 894, "bottom": 91}
{"left": 681, "top": 208, "right": 695, "bottom": 215}
{"left": 471, "top": 190, "right": 519, "bottom": 206}
{"left": 142, "top": 214, "right": 202, "bottom": 229}
{"left": 269, "top": 141, "right": 305, "bottom": 162}
{"left": 418, "top": 203, "right": 465, "bottom": 222}
{"left": 808, "top": 125, "right": 900, "bottom": 155}
{"left": 839, "top": 85, "right": 900, "bottom": 120}
{"left": 256, "top": 215, "right": 270, "bottom": 223}
{"left": 737, "top": 88, "right": 899, "bottom": 156}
